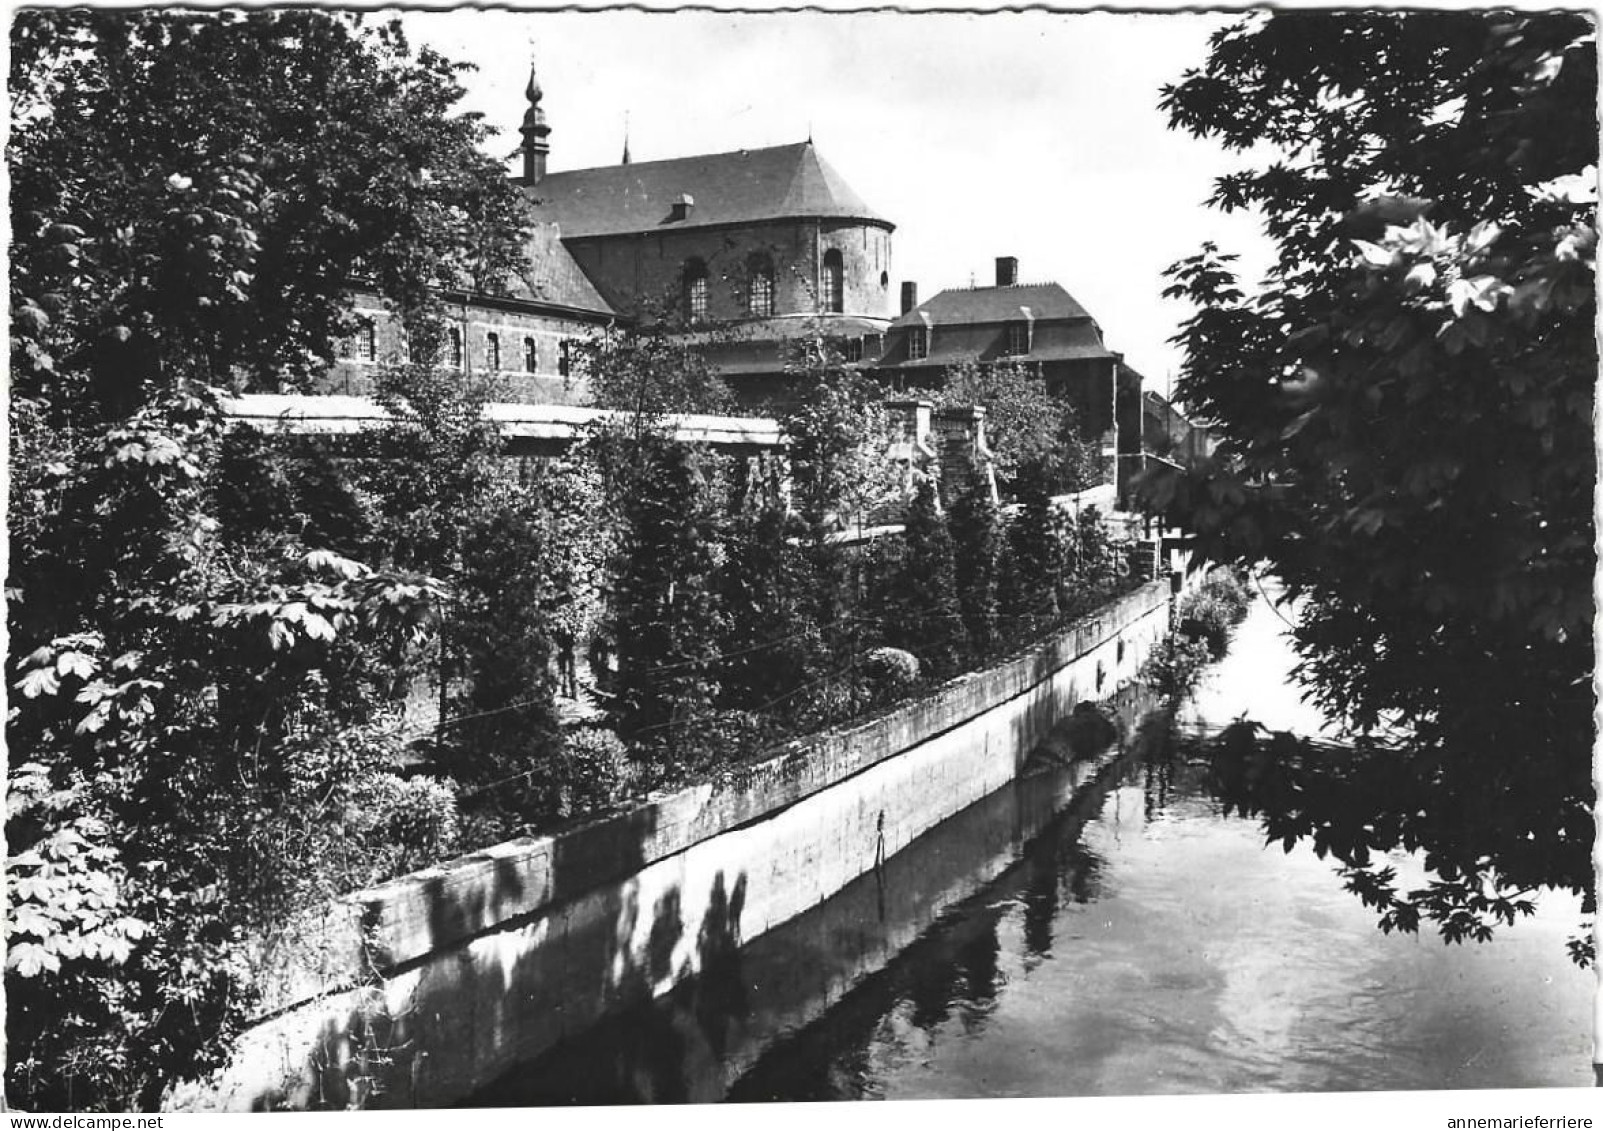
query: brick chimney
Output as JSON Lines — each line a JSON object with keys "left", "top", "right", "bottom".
{"left": 900, "top": 281, "right": 919, "bottom": 315}
{"left": 995, "top": 256, "right": 1019, "bottom": 287}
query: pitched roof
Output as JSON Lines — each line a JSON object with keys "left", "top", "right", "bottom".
{"left": 503, "top": 222, "right": 615, "bottom": 315}
{"left": 890, "top": 282, "right": 1093, "bottom": 328}
{"left": 525, "top": 142, "right": 890, "bottom": 237}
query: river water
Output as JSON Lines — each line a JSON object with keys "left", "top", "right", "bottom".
{"left": 466, "top": 585, "right": 1594, "bottom": 1105}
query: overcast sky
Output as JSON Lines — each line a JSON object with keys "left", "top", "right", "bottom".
{"left": 399, "top": 8, "right": 1277, "bottom": 389}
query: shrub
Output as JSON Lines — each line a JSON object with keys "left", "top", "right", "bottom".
{"left": 858, "top": 646, "right": 920, "bottom": 706}
{"left": 1175, "top": 569, "right": 1253, "bottom": 659}
{"left": 1140, "top": 634, "right": 1215, "bottom": 703}
{"left": 554, "top": 727, "right": 631, "bottom": 818}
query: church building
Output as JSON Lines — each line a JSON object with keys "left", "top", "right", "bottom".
{"left": 324, "top": 57, "right": 1152, "bottom": 494}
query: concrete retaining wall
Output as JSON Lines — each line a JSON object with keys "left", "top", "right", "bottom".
{"left": 183, "top": 578, "right": 1172, "bottom": 1111}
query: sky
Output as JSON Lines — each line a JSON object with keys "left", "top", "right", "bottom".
{"left": 398, "top": 8, "right": 1279, "bottom": 390}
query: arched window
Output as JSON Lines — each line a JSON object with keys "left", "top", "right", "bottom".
{"left": 524, "top": 336, "right": 537, "bottom": 373}
{"left": 449, "top": 326, "right": 464, "bottom": 369}
{"left": 821, "top": 248, "right": 844, "bottom": 313}
{"left": 684, "top": 258, "right": 709, "bottom": 323}
{"left": 747, "top": 254, "right": 775, "bottom": 318}
{"left": 486, "top": 332, "right": 501, "bottom": 371}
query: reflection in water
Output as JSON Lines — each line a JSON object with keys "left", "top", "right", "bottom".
{"left": 465, "top": 595, "right": 1593, "bottom": 1106}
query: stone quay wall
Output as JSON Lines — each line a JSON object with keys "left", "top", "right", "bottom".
{"left": 184, "top": 577, "right": 1173, "bottom": 1111}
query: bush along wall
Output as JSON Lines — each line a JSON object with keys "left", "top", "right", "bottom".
{"left": 1140, "top": 567, "right": 1254, "bottom": 704}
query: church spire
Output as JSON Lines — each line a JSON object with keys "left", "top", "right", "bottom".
{"left": 621, "top": 110, "right": 631, "bottom": 165}
{"left": 519, "top": 53, "right": 550, "bottom": 185}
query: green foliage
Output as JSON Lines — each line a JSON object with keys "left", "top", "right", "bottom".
{"left": 857, "top": 647, "right": 920, "bottom": 708}
{"left": 6, "top": 383, "right": 454, "bottom": 1111}
{"left": 714, "top": 506, "right": 835, "bottom": 728}
{"left": 1147, "top": 11, "right": 1596, "bottom": 954}
{"left": 6, "top": 9, "right": 535, "bottom": 1107}
{"left": 1175, "top": 570, "right": 1253, "bottom": 660}
{"left": 608, "top": 437, "right": 728, "bottom": 766}
{"left": 780, "top": 344, "right": 900, "bottom": 537}
{"left": 946, "top": 460, "right": 1003, "bottom": 657}
{"left": 1139, "top": 634, "right": 1216, "bottom": 705}
{"left": 936, "top": 359, "right": 1098, "bottom": 495}
{"left": 574, "top": 323, "right": 735, "bottom": 419}
{"left": 9, "top": 10, "right": 532, "bottom": 418}
{"left": 999, "top": 462, "right": 1062, "bottom": 631}
{"left": 439, "top": 493, "right": 562, "bottom": 816}
{"left": 882, "top": 480, "right": 968, "bottom": 680}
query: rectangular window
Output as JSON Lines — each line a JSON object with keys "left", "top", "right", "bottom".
{"left": 749, "top": 272, "right": 774, "bottom": 318}
{"left": 559, "top": 339, "right": 571, "bottom": 378}
{"left": 844, "top": 336, "right": 863, "bottom": 363}
{"left": 360, "top": 319, "right": 377, "bottom": 362}
{"left": 908, "top": 327, "right": 928, "bottom": 361}
{"left": 486, "top": 332, "right": 500, "bottom": 371}
{"left": 449, "top": 327, "right": 463, "bottom": 369}
{"left": 688, "top": 276, "right": 708, "bottom": 323}
{"left": 524, "top": 336, "right": 537, "bottom": 373}
{"left": 1006, "top": 322, "right": 1031, "bottom": 357}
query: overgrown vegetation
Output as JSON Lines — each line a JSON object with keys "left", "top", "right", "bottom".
{"left": 1141, "top": 569, "right": 1253, "bottom": 703}
{"left": 1142, "top": 10, "right": 1595, "bottom": 959}
{"left": 6, "top": 11, "right": 1151, "bottom": 1111}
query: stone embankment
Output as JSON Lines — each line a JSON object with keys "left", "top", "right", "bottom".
{"left": 184, "top": 575, "right": 1175, "bottom": 1111}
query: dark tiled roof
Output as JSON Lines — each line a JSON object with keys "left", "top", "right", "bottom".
{"left": 890, "top": 282, "right": 1092, "bottom": 327}
{"left": 679, "top": 314, "right": 890, "bottom": 344}
{"left": 525, "top": 142, "right": 890, "bottom": 236}
{"left": 503, "top": 223, "right": 616, "bottom": 315}
{"left": 877, "top": 317, "right": 1114, "bottom": 368}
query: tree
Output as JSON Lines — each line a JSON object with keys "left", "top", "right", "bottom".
{"left": 935, "top": 359, "right": 1097, "bottom": 496}
{"left": 714, "top": 505, "right": 834, "bottom": 728}
{"left": 947, "top": 459, "right": 1003, "bottom": 657}
{"left": 1143, "top": 11, "right": 1595, "bottom": 958}
{"left": 9, "top": 9, "right": 531, "bottom": 420}
{"left": 882, "top": 480, "right": 968, "bottom": 680}
{"left": 608, "top": 437, "right": 728, "bottom": 768}
{"left": 999, "top": 461, "right": 1064, "bottom": 633}
{"left": 6, "top": 10, "right": 533, "bottom": 1108}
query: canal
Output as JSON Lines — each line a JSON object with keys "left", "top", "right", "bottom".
{"left": 465, "top": 583, "right": 1593, "bottom": 1105}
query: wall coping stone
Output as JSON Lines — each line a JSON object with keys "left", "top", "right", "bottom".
{"left": 258, "top": 578, "right": 1168, "bottom": 1015}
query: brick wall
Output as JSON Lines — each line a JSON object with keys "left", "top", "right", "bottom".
{"left": 563, "top": 218, "right": 893, "bottom": 326}
{"left": 321, "top": 291, "right": 605, "bottom": 406}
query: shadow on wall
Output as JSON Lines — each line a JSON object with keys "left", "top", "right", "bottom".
{"left": 292, "top": 856, "right": 749, "bottom": 1110}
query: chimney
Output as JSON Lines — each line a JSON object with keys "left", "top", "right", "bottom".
{"left": 995, "top": 256, "right": 1019, "bottom": 287}
{"left": 900, "top": 281, "right": 919, "bottom": 315}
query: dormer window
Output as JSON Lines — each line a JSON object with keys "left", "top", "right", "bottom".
{"left": 844, "top": 336, "right": 863, "bottom": 363}
{"left": 670, "top": 193, "right": 695, "bottom": 222}
{"left": 908, "top": 327, "right": 929, "bottom": 361}
{"left": 1005, "top": 321, "right": 1032, "bottom": 357}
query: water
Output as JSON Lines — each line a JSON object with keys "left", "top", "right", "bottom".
{"left": 466, "top": 586, "right": 1594, "bottom": 1104}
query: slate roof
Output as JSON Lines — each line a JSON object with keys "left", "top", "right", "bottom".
{"left": 890, "top": 282, "right": 1093, "bottom": 328}
{"left": 525, "top": 142, "right": 890, "bottom": 237}
{"left": 502, "top": 222, "right": 615, "bottom": 315}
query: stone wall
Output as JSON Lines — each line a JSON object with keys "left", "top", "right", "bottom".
{"left": 181, "top": 578, "right": 1171, "bottom": 1112}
